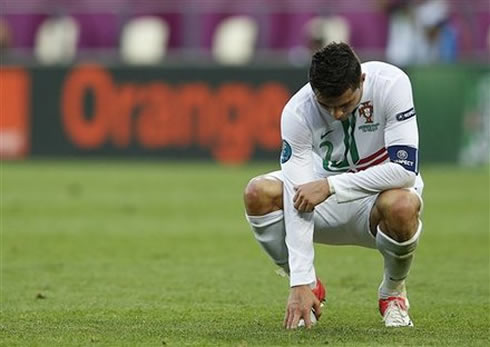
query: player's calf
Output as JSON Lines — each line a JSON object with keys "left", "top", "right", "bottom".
{"left": 244, "top": 176, "right": 289, "bottom": 272}
{"left": 372, "top": 189, "right": 423, "bottom": 326}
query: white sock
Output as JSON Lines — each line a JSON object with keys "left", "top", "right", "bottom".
{"left": 376, "top": 221, "right": 422, "bottom": 298}
{"left": 246, "top": 210, "right": 289, "bottom": 274}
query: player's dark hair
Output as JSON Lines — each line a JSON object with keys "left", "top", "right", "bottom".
{"left": 309, "top": 42, "right": 362, "bottom": 98}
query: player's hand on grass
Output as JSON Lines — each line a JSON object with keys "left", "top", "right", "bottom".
{"left": 293, "top": 179, "right": 331, "bottom": 212}
{"left": 284, "top": 285, "right": 322, "bottom": 329}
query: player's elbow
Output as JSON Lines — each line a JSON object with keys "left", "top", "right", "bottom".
{"left": 389, "top": 161, "right": 416, "bottom": 188}
{"left": 399, "top": 167, "right": 416, "bottom": 188}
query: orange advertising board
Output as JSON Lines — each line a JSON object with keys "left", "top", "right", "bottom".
{"left": 59, "top": 64, "right": 291, "bottom": 163}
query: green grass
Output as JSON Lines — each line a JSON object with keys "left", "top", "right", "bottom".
{"left": 1, "top": 160, "right": 489, "bottom": 346}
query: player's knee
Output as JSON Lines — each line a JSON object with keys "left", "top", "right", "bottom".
{"left": 243, "top": 177, "right": 283, "bottom": 216}
{"left": 377, "top": 190, "right": 420, "bottom": 241}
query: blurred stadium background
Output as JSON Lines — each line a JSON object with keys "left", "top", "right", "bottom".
{"left": 0, "top": 0, "right": 489, "bottom": 163}
{"left": 1, "top": 0, "right": 489, "bottom": 345}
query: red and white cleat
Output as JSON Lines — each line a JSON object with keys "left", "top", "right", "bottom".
{"left": 379, "top": 296, "right": 414, "bottom": 327}
{"left": 312, "top": 278, "right": 326, "bottom": 303}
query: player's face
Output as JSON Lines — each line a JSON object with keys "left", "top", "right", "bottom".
{"left": 315, "top": 73, "right": 365, "bottom": 121}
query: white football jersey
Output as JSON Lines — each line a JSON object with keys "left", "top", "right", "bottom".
{"left": 280, "top": 61, "right": 423, "bottom": 286}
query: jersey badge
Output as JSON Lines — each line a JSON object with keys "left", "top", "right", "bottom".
{"left": 358, "top": 101, "right": 380, "bottom": 132}
{"left": 358, "top": 101, "right": 374, "bottom": 123}
{"left": 280, "top": 140, "right": 292, "bottom": 164}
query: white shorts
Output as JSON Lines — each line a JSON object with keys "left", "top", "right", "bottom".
{"left": 263, "top": 170, "right": 423, "bottom": 249}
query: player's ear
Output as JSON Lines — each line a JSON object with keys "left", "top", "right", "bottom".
{"left": 358, "top": 73, "right": 366, "bottom": 91}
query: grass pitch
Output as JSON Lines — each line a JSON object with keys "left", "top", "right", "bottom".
{"left": 1, "top": 160, "right": 489, "bottom": 346}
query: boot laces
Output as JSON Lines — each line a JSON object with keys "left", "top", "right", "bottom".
{"left": 383, "top": 299, "right": 409, "bottom": 325}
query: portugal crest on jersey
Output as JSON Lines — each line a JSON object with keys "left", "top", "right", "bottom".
{"left": 358, "top": 101, "right": 374, "bottom": 124}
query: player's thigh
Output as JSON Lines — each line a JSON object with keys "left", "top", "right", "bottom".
{"left": 313, "top": 195, "right": 378, "bottom": 249}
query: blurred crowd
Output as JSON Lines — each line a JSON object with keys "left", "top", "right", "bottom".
{"left": 0, "top": 0, "right": 489, "bottom": 66}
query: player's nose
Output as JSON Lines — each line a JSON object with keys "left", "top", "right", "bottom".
{"left": 333, "top": 108, "right": 345, "bottom": 120}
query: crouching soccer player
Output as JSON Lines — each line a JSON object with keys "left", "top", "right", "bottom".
{"left": 243, "top": 42, "right": 423, "bottom": 329}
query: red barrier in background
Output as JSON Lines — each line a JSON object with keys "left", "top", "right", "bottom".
{"left": 0, "top": 67, "right": 30, "bottom": 159}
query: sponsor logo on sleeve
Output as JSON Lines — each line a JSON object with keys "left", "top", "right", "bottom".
{"left": 396, "top": 149, "right": 408, "bottom": 160}
{"left": 395, "top": 108, "right": 416, "bottom": 121}
{"left": 280, "top": 140, "right": 292, "bottom": 164}
{"left": 387, "top": 145, "right": 418, "bottom": 173}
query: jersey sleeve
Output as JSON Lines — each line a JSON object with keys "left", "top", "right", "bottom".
{"left": 384, "top": 72, "right": 420, "bottom": 174}
{"left": 327, "top": 162, "right": 416, "bottom": 203}
{"left": 327, "top": 72, "right": 420, "bottom": 203}
{"left": 280, "top": 108, "right": 317, "bottom": 287}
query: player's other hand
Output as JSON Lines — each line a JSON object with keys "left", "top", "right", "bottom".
{"left": 284, "top": 285, "right": 322, "bottom": 329}
{"left": 293, "top": 179, "right": 331, "bottom": 212}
